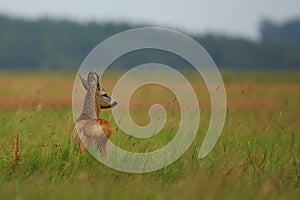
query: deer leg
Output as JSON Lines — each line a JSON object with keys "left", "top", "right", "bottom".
{"left": 80, "top": 141, "right": 88, "bottom": 155}
{"left": 95, "top": 137, "right": 108, "bottom": 160}
{"left": 101, "top": 141, "right": 108, "bottom": 160}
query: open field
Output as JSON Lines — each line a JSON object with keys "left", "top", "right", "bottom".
{"left": 0, "top": 72, "right": 300, "bottom": 199}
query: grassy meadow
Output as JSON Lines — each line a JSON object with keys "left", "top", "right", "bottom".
{"left": 0, "top": 71, "right": 300, "bottom": 199}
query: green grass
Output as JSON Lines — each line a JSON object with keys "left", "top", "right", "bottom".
{"left": 0, "top": 72, "right": 300, "bottom": 199}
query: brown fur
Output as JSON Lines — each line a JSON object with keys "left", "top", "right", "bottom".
{"left": 72, "top": 117, "right": 114, "bottom": 155}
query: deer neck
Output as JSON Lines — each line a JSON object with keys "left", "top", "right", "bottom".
{"left": 79, "top": 89, "right": 97, "bottom": 120}
{"left": 95, "top": 101, "right": 101, "bottom": 118}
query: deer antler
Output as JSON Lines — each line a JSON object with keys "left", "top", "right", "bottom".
{"left": 91, "top": 68, "right": 100, "bottom": 87}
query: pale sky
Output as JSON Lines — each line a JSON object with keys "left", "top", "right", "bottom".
{"left": 0, "top": 0, "right": 299, "bottom": 40}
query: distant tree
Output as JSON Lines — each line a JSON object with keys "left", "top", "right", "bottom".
{"left": 0, "top": 14, "right": 299, "bottom": 71}
{"left": 260, "top": 18, "right": 300, "bottom": 46}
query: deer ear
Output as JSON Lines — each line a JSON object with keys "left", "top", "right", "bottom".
{"left": 79, "top": 74, "right": 89, "bottom": 90}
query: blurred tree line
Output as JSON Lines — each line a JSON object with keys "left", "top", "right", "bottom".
{"left": 0, "top": 14, "right": 299, "bottom": 71}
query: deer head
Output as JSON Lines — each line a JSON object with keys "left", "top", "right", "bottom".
{"left": 79, "top": 70, "right": 118, "bottom": 117}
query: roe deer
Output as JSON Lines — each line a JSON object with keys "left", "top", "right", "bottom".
{"left": 73, "top": 70, "right": 117, "bottom": 157}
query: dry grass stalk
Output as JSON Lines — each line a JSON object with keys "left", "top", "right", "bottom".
{"left": 10, "top": 133, "right": 20, "bottom": 166}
